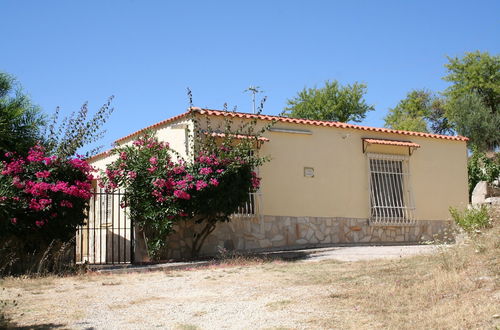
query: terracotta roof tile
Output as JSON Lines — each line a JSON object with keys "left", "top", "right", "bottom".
{"left": 205, "top": 131, "right": 270, "bottom": 142}
{"left": 363, "top": 138, "right": 421, "bottom": 148}
{"left": 197, "top": 108, "right": 469, "bottom": 142}
{"left": 88, "top": 107, "right": 467, "bottom": 163}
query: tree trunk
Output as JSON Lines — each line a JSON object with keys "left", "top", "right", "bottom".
{"left": 191, "top": 220, "right": 216, "bottom": 258}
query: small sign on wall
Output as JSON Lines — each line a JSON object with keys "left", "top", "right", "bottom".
{"left": 304, "top": 167, "right": 315, "bottom": 178}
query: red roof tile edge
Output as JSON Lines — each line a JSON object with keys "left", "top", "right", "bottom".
{"left": 363, "top": 138, "right": 421, "bottom": 148}
{"left": 197, "top": 108, "right": 468, "bottom": 142}
{"left": 87, "top": 107, "right": 467, "bottom": 163}
{"left": 205, "top": 132, "right": 270, "bottom": 142}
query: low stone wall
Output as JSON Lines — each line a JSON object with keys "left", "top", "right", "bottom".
{"left": 162, "top": 216, "right": 453, "bottom": 259}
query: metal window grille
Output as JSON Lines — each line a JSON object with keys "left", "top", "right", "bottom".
{"left": 233, "top": 192, "right": 262, "bottom": 217}
{"left": 367, "top": 153, "right": 416, "bottom": 225}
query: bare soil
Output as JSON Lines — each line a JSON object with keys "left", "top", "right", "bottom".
{"left": 1, "top": 231, "right": 499, "bottom": 329}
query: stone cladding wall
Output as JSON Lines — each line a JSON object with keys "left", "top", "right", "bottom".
{"left": 163, "top": 216, "right": 453, "bottom": 259}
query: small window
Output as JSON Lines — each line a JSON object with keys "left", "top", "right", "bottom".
{"left": 368, "top": 153, "right": 415, "bottom": 225}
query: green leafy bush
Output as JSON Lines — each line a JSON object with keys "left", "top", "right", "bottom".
{"left": 467, "top": 147, "right": 500, "bottom": 199}
{"left": 449, "top": 205, "right": 491, "bottom": 233}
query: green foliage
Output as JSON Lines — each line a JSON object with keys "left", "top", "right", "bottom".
{"left": 443, "top": 51, "right": 500, "bottom": 150}
{"left": 284, "top": 80, "right": 374, "bottom": 123}
{"left": 43, "top": 97, "right": 114, "bottom": 159}
{"left": 467, "top": 146, "right": 500, "bottom": 197}
{"left": 0, "top": 72, "right": 45, "bottom": 159}
{"left": 447, "top": 93, "right": 500, "bottom": 151}
{"left": 444, "top": 51, "right": 500, "bottom": 113}
{"left": 449, "top": 204, "right": 491, "bottom": 233}
{"left": 384, "top": 89, "right": 452, "bottom": 134}
{"left": 102, "top": 103, "right": 271, "bottom": 258}
{"left": 0, "top": 146, "right": 93, "bottom": 249}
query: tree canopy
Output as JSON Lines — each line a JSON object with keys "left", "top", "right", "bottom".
{"left": 284, "top": 80, "right": 374, "bottom": 123}
{"left": 384, "top": 90, "right": 452, "bottom": 134}
{"left": 443, "top": 51, "right": 500, "bottom": 150}
{"left": 384, "top": 51, "right": 499, "bottom": 151}
{"left": 0, "top": 72, "right": 45, "bottom": 159}
{"left": 444, "top": 51, "right": 500, "bottom": 114}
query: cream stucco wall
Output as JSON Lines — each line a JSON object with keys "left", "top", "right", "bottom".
{"left": 89, "top": 114, "right": 469, "bottom": 222}
{"left": 256, "top": 122, "right": 468, "bottom": 221}
{"left": 89, "top": 118, "right": 193, "bottom": 172}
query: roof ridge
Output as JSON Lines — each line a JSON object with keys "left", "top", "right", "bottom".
{"left": 197, "top": 108, "right": 469, "bottom": 142}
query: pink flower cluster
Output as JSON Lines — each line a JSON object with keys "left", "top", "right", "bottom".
{"left": 1, "top": 144, "right": 95, "bottom": 229}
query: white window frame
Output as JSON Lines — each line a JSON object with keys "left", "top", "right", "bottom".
{"left": 367, "top": 153, "right": 416, "bottom": 225}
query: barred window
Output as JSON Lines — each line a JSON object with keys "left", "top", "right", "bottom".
{"left": 368, "top": 153, "right": 415, "bottom": 225}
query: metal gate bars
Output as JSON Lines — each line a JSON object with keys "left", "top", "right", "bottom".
{"left": 75, "top": 188, "right": 134, "bottom": 264}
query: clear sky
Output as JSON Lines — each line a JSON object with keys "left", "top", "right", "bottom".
{"left": 1, "top": 0, "right": 499, "bottom": 152}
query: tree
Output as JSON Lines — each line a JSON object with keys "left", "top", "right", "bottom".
{"left": 384, "top": 90, "right": 452, "bottom": 134}
{"left": 43, "top": 97, "right": 115, "bottom": 159}
{"left": 447, "top": 92, "right": 500, "bottom": 151}
{"left": 0, "top": 72, "right": 45, "bottom": 160}
{"left": 443, "top": 51, "right": 500, "bottom": 150}
{"left": 284, "top": 80, "right": 374, "bottom": 122}
{"left": 102, "top": 108, "right": 270, "bottom": 259}
{"left": 444, "top": 51, "right": 500, "bottom": 114}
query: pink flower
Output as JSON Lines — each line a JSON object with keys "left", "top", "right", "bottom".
{"left": 69, "top": 158, "right": 92, "bottom": 172}
{"left": 173, "top": 166, "right": 185, "bottom": 174}
{"left": 149, "top": 157, "right": 158, "bottom": 165}
{"left": 1, "top": 159, "right": 25, "bottom": 175}
{"left": 27, "top": 145, "right": 45, "bottom": 162}
{"left": 10, "top": 218, "right": 17, "bottom": 225}
{"left": 29, "top": 198, "right": 52, "bottom": 211}
{"left": 199, "top": 167, "right": 213, "bottom": 175}
{"left": 60, "top": 200, "right": 73, "bottom": 208}
{"left": 35, "top": 219, "right": 45, "bottom": 227}
{"left": 195, "top": 180, "right": 208, "bottom": 191}
{"left": 128, "top": 171, "right": 137, "bottom": 179}
{"left": 173, "top": 190, "right": 191, "bottom": 200}
{"left": 147, "top": 167, "right": 157, "bottom": 173}
{"left": 251, "top": 172, "right": 261, "bottom": 189}
{"left": 216, "top": 169, "right": 224, "bottom": 174}
{"left": 12, "top": 176, "right": 24, "bottom": 189}
{"left": 153, "top": 178, "right": 167, "bottom": 188}
{"left": 35, "top": 170, "right": 51, "bottom": 178}
{"left": 133, "top": 140, "right": 144, "bottom": 146}
{"left": 120, "top": 152, "right": 128, "bottom": 160}
{"left": 209, "top": 178, "right": 219, "bottom": 186}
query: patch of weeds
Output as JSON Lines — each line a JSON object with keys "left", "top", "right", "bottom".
{"left": 101, "top": 281, "right": 121, "bottom": 286}
{"left": 174, "top": 323, "right": 199, "bottom": 330}
{"left": 164, "top": 271, "right": 184, "bottom": 277}
{"left": 129, "top": 296, "right": 162, "bottom": 305}
{"left": 265, "top": 299, "right": 293, "bottom": 311}
{"left": 192, "top": 310, "right": 207, "bottom": 317}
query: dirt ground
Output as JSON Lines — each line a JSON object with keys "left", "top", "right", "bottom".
{"left": 1, "top": 237, "right": 499, "bottom": 330}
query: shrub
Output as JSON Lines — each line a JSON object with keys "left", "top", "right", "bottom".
{"left": 449, "top": 204, "right": 491, "bottom": 233}
{"left": 467, "top": 146, "right": 500, "bottom": 198}
{"left": 101, "top": 130, "right": 265, "bottom": 259}
{"left": 0, "top": 144, "right": 94, "bottom": 250}
{"left": 102, "top": 104, "right": 272, "bottom": 259}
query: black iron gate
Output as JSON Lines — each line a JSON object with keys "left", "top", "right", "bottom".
{"left": 75, "top": 189, "right": 134, "bottom": 264}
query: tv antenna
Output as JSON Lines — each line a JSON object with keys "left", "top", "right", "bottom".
{"left": 244, "top": 85, "right": 262, "bottom": 114}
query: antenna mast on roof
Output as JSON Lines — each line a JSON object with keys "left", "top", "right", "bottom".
{"left": 244, "top": 85, "right": 262, "bottom": 114}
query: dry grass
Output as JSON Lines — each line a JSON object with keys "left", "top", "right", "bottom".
{"left": 1, "top": 218, "right": 499, "bottom": 329}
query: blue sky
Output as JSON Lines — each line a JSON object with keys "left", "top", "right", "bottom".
{"left": 1, "top": 0, "right": 499, "bottom": 151}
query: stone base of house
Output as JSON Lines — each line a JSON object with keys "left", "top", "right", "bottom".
{"left": 162, "top": 216, "right": 454, "bottom": 260}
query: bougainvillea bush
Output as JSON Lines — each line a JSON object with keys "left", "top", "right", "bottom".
{"left": 101, "top": 125, "right": 266, "bottom": 259}
{"left": 0, "top": 144, "right": 94, "bottom": 250}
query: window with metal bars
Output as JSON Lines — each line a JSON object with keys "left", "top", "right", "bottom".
{"left": 367, "top": 153, "right": 416, "bottom": 225}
